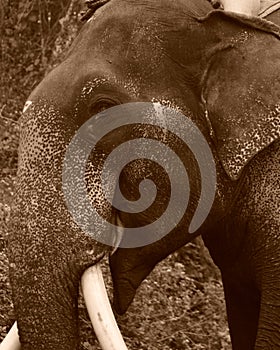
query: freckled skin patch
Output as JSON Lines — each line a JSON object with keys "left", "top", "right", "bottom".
{"left": 9, "top": 101, "right": 110, "bottom": 349}
{"left": 8, "top": 0, "right": 280, "bottom": 349}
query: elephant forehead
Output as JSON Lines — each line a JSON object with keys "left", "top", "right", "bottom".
{"left": 70, "top": 0, "right": 211, "bottom": 66}
{"left": 74, "top": 4, "right": 160, "bottom": 55}
{"left": 27, "top": 0, "right": 213, "bottom": 113}
{"left": 28, "top": 20, "right": 168, "bottom": 111}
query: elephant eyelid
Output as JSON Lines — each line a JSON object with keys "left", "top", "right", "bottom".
{"left": 89, "top": 96, "right": 120, "bottom": 115}
{"left": 86, "top": 82, "right": 133, "bottom": 115}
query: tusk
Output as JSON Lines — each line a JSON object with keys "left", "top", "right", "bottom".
{"left": 22, "top": 100, "right": 32, "bottom": 113}
{"left": 0, "top": 322, "right": 21, "bottom": 350}
{"left": 81, "top": 264, "right": 128, "bottom": 350}
{"left": 111, "top": 214, "right": 124, "bottom": 255}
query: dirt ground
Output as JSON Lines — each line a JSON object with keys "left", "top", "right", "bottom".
{"left": 0, "top": 1, "right": 231, "bottom": 349}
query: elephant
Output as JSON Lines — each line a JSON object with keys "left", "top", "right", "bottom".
{"left": 2, "top": 0, "right": 280, "bottom": 349}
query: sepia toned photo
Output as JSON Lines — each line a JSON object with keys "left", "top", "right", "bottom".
{"left": 0, "top": 0, "right": 279, "bottom": 349}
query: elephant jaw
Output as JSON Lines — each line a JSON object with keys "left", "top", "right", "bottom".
{"left": 0, "top": 264, "right": 128, "bottom": 350}
{"left": 109, "top": 249, "right": 157, "bottom": 315}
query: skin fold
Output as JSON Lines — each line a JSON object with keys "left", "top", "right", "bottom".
{"left": 8, "top": 0, "right": 280, "bottom": 349}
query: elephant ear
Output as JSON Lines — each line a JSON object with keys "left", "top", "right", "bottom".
{"left": 202, "top": 15, "right": 280, "bottom": 180}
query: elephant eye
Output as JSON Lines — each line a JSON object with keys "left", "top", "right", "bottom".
{"left": 89, "top": 99, "right": 118, "bottom": 116}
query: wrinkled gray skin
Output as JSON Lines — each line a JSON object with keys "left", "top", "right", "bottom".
{"left": 9, "top": 0, "right": 280, "bottom": 349}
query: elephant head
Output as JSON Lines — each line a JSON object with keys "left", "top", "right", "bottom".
{"left": 4, "top": 0, "right": 280, "bottom": 349}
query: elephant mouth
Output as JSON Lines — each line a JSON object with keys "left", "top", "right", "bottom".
{"left": 1, "top": 262, "right": 129, "bottom": 350}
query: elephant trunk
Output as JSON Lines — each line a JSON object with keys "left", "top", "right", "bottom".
{"left": 8, "top": 248, "right": 82, "bottom": 349}
{"left": 1, "top": 265, "right": 128, "bottom": 350}
{"left": 6, "top": 102, "right": 116, "bottom": 348}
